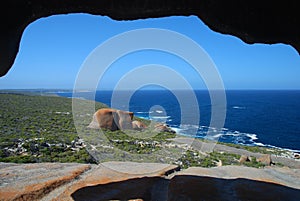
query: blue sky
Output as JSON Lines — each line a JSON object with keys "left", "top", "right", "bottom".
{"left": 0, "top": 14, "right": 299, "bottom": 90}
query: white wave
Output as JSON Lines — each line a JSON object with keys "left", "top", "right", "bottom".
{"left": 169, "top": 126, "right": 198, "bottom": 137}
{"left": 136, "top": 111, "right": 149, "bottom": 114}
{"left": 155, "top": 110, "right": 164, "bottom": 114}
{"left": 179, "top": 124, "right": 199, "bottom": 129}
{"left": 151, "top": 116, "right": 170, "bottom": 119}
{"left": 168, "top": 123, "right": 300, "bottom": 154}
{"left": 212, "top": 133, "right": 223, "bottom": 138}
{"left": 253, "top": 142, "right": 300, "bottom": 153}
{"left": 254, "top": 142, "right": 265, "bottom": 146}
{"left": 208, "top": 127, "right": 218, "bottom": 132}
{"left": 225, "top": 132, "right": 241, "bottom": 137}
{"left": 170, "top": 127, "right": 181, "bottom": 134}
{"left": 232, "top": 106, "right": 246, "bottom": 109}
{"left": 166, "top": 124, "right": 199, "bottom": 135}
{"left": 247, "top": 133, "right": 258, "bottom": 141}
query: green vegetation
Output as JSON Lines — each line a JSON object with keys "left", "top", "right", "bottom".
{"left": 0, "top": 93, "right": 105, "bottom": 163}
{"left": 217, "top": 141, "right": 289, "bottom": 156}
{"left": 0, "top": 93, "right": 176, "bottom": 164}
{"left": 176, "top": 150, "right": 265, "bottom": 169}
{"left": 0, "top": 148, "right": 93, "bottom": 164}
{"left": 0, "top": 92, "right": 285, "bottom": 169}
{"left": 102, "top": 129, "right": 176, "bottom": 154}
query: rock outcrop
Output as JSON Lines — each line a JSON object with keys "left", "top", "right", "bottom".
{"left": 0, "top": 163, "right": 90, "bottom": 201}
{"left": 154, "top": 123, "right": 176, "bottom": 133}
{"left": 256, "top": 154, "right": 272, "bottom": 166}
{"left": 0, "top": 162, "right": 299, "bottom": 201}
{"left": 239, "top": 155, "right": 251, "bottom": 164}
{"left": 88, "top": 108, "right": 134, "bottom": 131}
{"left": 1, "top": 1, "right": 300, "bottom": 77}
{"left": 131, "top": 120, "right": 148, "bottom": 131}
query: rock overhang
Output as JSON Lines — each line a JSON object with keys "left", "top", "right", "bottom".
{"left": 1, "top": 0, "right": 299, "bottom": 77}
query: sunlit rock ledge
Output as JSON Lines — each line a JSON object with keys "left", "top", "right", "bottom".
{"left": 0, "top": 162, "right": 299, "bottom": 201}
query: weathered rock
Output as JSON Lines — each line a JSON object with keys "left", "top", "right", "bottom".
{"left": 0, "top": 162, "right": 91, "bottom": 201}
{"left": 88, "top": 108, "right": 134, "bottom": 131}
{"left": 51, "top": 164, "right": 300, "bottom": 201}
{"left": 132, "top": 120, "right": 148, "bottom": 131}
{"left": 1, "top": 162, "right": 300, "bottom": 201}
{"left": 48, "top": 162, "right": 179, "bottom": 201}
{"left": 257, "top": 154, "right": 272, "bottom": 166}
{"left": 1, "top": 1, "right": 300, "bottom": 77}
{"left": 154, "top": 123, "right": 175, "bottom": 133}
{"left": 216, "top": 160, "right": 222, "bottom": 167}
{"left": 239, "top": 155, "right": 250, "bottom": 164}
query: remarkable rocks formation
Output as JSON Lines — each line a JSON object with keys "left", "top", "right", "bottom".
{"left": 88, "top": 108, "right": 134, "bottom": 131}
{"left": 1, "top": 0, "right": 300, "bottom": 77}
{"left": 87, "top": 108, "right": 175, "bottom": 133}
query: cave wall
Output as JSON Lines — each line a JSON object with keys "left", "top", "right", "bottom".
{"left": 1, "top": 0, "right": 299, "bottom": 77}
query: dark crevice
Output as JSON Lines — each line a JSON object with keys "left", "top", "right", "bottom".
{"left": 71, "top": 175, "right": 300, "bottom": 201}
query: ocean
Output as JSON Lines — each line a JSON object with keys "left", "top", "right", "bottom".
{"left": 58, "top": 90, "right": 300, "bottom": 152}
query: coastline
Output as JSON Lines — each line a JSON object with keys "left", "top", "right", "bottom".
{"left": 0, "top": 91, "right": 299, "bottom": 169}
{"left": 135, "top": 114, "right": 300, "bottom": 157}
{"left": 53, "top": 89, "right": 300, "bottom": 153}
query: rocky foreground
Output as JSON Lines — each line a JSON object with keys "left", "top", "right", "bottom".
{"left": 0, "top": 160, "right": 299, "bottom": 201}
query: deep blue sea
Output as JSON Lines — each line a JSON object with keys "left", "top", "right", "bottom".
{"left": 58, "top": 90, "right": 300, "bottom": 152}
